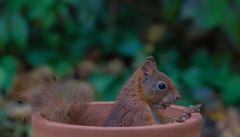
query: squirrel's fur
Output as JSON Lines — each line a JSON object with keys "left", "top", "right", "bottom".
{"left": 23, "top": 56, "right": 180, "bottom": 126}
{"left": 104, "top": 56, "right": 180, "bottom": 126}
{"left": 22, "top": 80, "right": 94, "bottom": 125}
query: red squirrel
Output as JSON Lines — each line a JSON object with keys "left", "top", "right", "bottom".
{"left": 104, "top": 56, "right": 181, "bottom": 126}
{"left": 23, "top": 56, "right": 199, "bottom": 126}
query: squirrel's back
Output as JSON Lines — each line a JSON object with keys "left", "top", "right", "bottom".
{"left": 104, "top": 68, "right": 155, "bottom": 126}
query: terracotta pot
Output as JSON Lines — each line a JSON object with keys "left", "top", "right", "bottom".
{"left": 32, "top": 102, "right": 202, "bottom": 137}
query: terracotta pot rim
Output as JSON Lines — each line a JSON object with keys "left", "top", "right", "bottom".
{"left": 32, "top": 101, "right": 202, "bottom": 131}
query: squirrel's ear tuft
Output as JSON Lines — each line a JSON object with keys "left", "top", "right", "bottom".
{"left": 146, "top": 56, "right": 156, "bottom": 64}
{"left": 141, "top": 56, "right": 157, "bottom": 77}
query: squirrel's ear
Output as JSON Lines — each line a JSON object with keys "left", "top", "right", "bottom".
{"left": 141, "top": 56, "right": 157, "bottom": 77}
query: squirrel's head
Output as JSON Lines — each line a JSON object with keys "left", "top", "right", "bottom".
{"left": 138, "top": 56, "right": 181, "bottom": 109}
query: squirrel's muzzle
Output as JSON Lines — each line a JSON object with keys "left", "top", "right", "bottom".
{"left": 161, "top": 91, "right": 181, "bottom": 105}
{"left": 174, "top": 91, "right": 181, "bottom": 100}
{"left": 152, "top": 91, "right": 181, "bottom": 109}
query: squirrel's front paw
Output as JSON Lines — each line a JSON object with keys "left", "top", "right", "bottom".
{"left": 169, "top": 104, "right": 202, "bottom": 123}
{"left": 188, "top": 104, "right": 202, "bottom": 113}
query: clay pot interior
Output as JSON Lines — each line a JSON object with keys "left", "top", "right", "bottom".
{"left": 32, "top": 102, "right": 202, "bottom": 137}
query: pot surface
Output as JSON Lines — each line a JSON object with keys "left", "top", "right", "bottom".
{"left": 32, "top": 102, "right": 202, "bottom": 137}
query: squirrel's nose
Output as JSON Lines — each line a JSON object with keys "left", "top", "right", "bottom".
{"left": 174, "top": 91, "right": 181, "bottom": 100}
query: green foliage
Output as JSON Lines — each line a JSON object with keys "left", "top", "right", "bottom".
{"left": 181, "top": 0, "right": 228, "bottom": 30}
{"left": 181, "top": 0, "right": 240, "bottom": 47}
{"left": 0, "top": 56, "right": 17, "bottom": 91}
{"left": 222, "top": 75, "right": 240, "bottom": 105}
{"left": 26, "top": 48, "right": 58, "bottom": 66}
{"left": 162, "top": 0, "right": 180, "bottom": 23}
{"left": 0, "top": 15, "right": 9, "bottom": 47}
{"left": 1, "top": 0, "right": 240, "bottom": 136}
{"left": 118, "top": 35, "right": 142, "bottom": 57}
{"left": 0, "top": 0, "right": 240, "bottom": 109}
{"left": 10, "top": 13, "right": 28, "bottom": 47}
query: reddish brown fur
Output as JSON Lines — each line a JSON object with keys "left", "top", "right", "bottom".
{"left": 104, "top": 70, "right": 155, "bottom": 126}
{"left": 6, "top": 66, "right": 54, "bottom": 100}
{"left": 22, "top": 80, "right": 95, "bottom": 125}
{"left": 104, "top": 57, "right": 179, "bottom": 126}
{"left": 23, "top": 57, "right": 179, "bottom": 126}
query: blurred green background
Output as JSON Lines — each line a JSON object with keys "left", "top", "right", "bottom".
{"left": 0, "top": 0, "right": 240, "bottom": 137}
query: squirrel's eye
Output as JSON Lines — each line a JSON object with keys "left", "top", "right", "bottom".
{"left": 157, "top": 81, "right": 167, "bottom": 91}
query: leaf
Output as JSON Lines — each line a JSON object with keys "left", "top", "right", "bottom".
{"left": 221, "top": 75, "right": 240, "bottom": 105}
{"left": 182, "top": 66, "right": 203, "bottom": 88}
{"left": 68, "top": 40, "right": 89, "bottom": 60}
{"left": 210, "top": 54, "right": 231, "bottom": 87}
{"left": 44, "top": 33, "right": 60, "bottom": 48}
{"left": 51, "top": 60, "right": 73, "bottom": 78}
{"left": 162, "top": 0, "right": 180, "bottom": 23}
{"left": 4, "top": 0, "right": 26, "bottom": 12}
{"left": 220, "top": 8, "right": 240, "bottom": 46}
{"left": 181, "top": 0, "right": 228, "bottom": 30}
{"left": 26, "top": 48, "right": 58, "bottom": 66}
{"left": 0, "top": 67, "right": 6, "bottom": 89}
{"left": 26, "top": 0, "right": 56, "bottom": 30}
{"left": 42, "top": 12, "right": 56, "bottom": 30}
{"left": 99, "top": 32, "right": 115, "bottom": 54}
{"left": 118, "top": 36, "right": 143, "bottom": 57}
{"left": 9, "top": 13, "right": 28, "bottom": 48}
{"left": 1, "top": 56, "right": 17, "bottom": 76}
{"left": 90, "top": 70, "right": 130, "bottom": 101}
{"left": 26, "top": 3, "right": 47, "bottom": 20}
{"left": 0, "top": 56, "right": 17, "bottom": 90}
{"left": 90, "top": 73, "right": 117, "bottom": 95}
{"left": 76, "top": 0, "right": 103, "bottom": 32}
{"left": 0, "top": 16, "right": 9, "bottom": 47}
{"left": 191, "top": 49, "right": 211, "bottom": 67}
